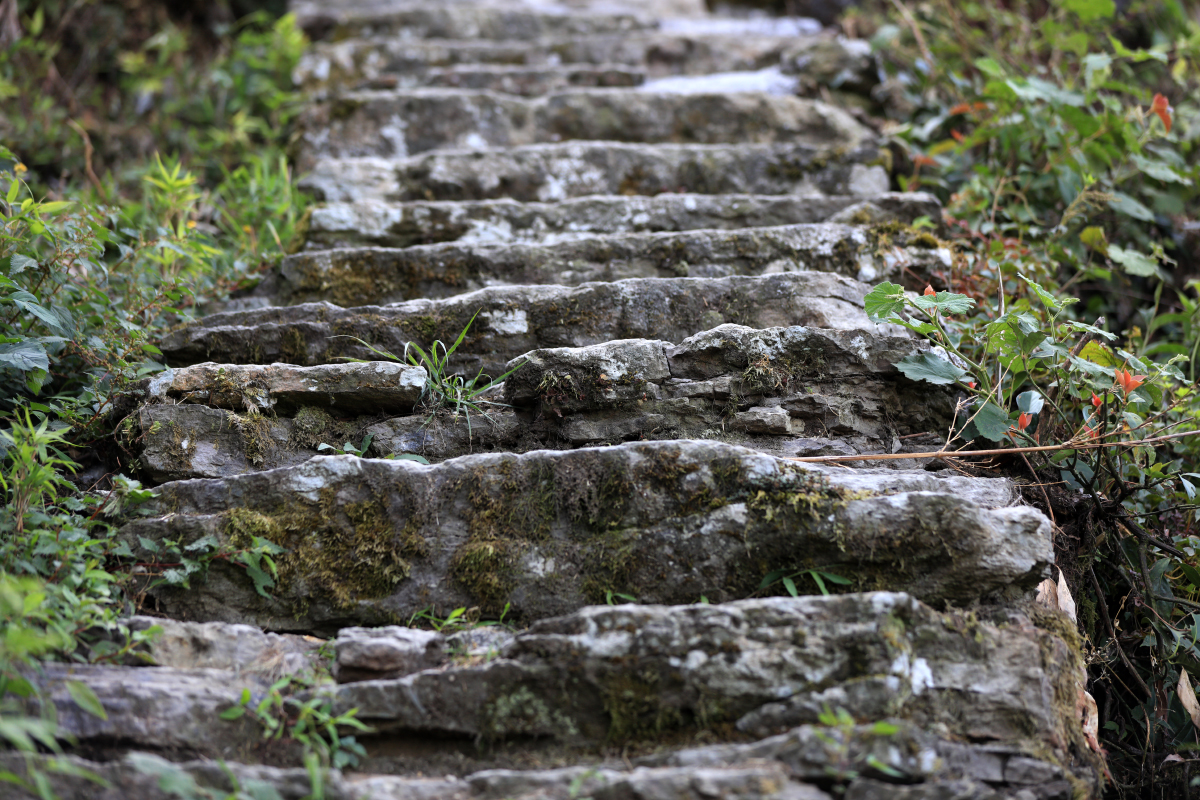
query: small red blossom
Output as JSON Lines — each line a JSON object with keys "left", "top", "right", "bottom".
{"left": 1091, "top": 393, "right": 1102, "bottom": 408}
{"left": 924, "top": 284, "right": 936, "bottom": 296}
{"left": 1150, "top": 93, "right": 1173, "bottom": 134}
{"left": 1017, "top": 412, "right": 1032, "bottom": 431}
{"left": 950, "top": 129, "right": 964, "bottom": 142}
{"left": 967, "top": 381, "right": 976, "bottom": 389}
{"left": 1114, "top": 368, "right": 1146, "bottom": 397}
{"left": 1082, "top": 425, "right": 1099, "bottom": 441}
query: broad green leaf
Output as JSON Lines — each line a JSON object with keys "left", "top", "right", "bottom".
{"left": 1063, "top": 0, "right": 1115, "bottom": 21}
{"left": 0, "top": 340, "right": 49, "bottom": 372}
{"left": 975, "top": 57, "right": 1005, "bottom": 77}
{"left": 1078, "top": 341, "right": 1121, "bottom": 366}
{"left": 1132, "top": 154, "right": 1192, "bottom": 185}
{"left": 971, "top": 401, "right": 1013, "bottom": 442}
{"left": 1017, "top": 391, "right": 1045, "bottom": 415}
{"left": 863, "top": 282, "right": 908, "bottom": 322}
{"left": 1108, "top": 192, "right": 1155, "bottom": 222}
{"left": 66, "top": 680, "right": 109, "bottom": 720}
{"left": 1108, "top": 245, "right": 1159, "bottom": 277}
{"left": 912, "top": 291, "right": 976, "bottom": 315}
{"left": 4, "top": 253, "right": 37, "bottom": 275}
{"left": 1020, "top": 274, "right": 1065, "bottom": 310}
{"left": 1079, "top": 226, "right": 1108, "bottom": 254}
{"left": 1006, "top": 76, "right": 1085, "bottom": 106}
{"left": 390, "top": 453, "right": 431, "bottom": 464}
{"left": 894, "top": 352, "right": 968, "bottom": 385}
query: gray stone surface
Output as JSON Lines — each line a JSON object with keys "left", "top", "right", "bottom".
{"left": 305, "top": 192, "right": 942, "bottom": 249}
{"left": 294, "top": 31, "right": 804, "bottom": 96}
{"left": 359, "top": 63, "right": 646, "bottom": 95}
{"left": 164, "top": 273, "right": 902, "bottom": 375}
{"left": 146, "top": 361, "right": 426, "bottom": 414}
{"left": 334, "top": 626, "right": 445, "bottom": 682}
{"left": 296, "top": 90, "right": 875, "bottom": 167}
{"left": 120, "top": 441, "right": 1050, "bottom": 633}
{"left": 298, "top": 141, "right": 886, "bottom": 203}
{"left": 123, "top": 616, "right": 323, "bottom": 676}
{"left": 270, "top": 223, "right": 948, "bottom": 307}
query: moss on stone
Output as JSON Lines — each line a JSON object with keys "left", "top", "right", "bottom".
{"left": 481, "top": 686, "right": 579, "bottom": 741}
{"left": 230, "top": 411, "right": 277, "bottom": 467}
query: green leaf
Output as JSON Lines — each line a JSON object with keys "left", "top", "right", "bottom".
{"left": 219, "top": 705, "right": 247, "bottom": 720}
{"left": 1132, "top": 154, "right": 1192, "bottom": 185}
{"left": 0, "top": 340, "right": 49, "bottom": 372}
{"left": 863, "top": 282, "right": 908, "bottom": 323}
{"left": 894, "top": 352, "right": 968, "bottom": 385}
{"left": 1020, "top": 274, "right": 1064, "bottom": 310}
{"left": 782, "top": 576, "right": 798, "bottom": 597}
{"left": 971, "top": 401, "right": 1013, "bottom": 443}
{"left": 66, "top": 680, "right": 109, "bottom": 720}
{"left": 1006, "top": 76, "right": 1085, "bottom": 106}
{"left": 974, "top": 57, "right": 1005, "bottom": 77}
{"left": 390, "top": 453, "right": 431, "bottom": 464}
{"left": 912, "top": 291, "right": 976, "bottom": 315}
{"left": 1108, "top": 192, "right": 1155, "bottom": 222}
{"left": 1063, "top": 0, "right": 1115, "bottom": 21}
{"left": 4, "top": 253, "right": 37, "bottom": 275}
{"left": 1108, "top": 245, "right": 1159, "bottom": 277}
{"left": 1079, "top": 226, "right": 1108, "bottom": 254}
{"left": 1017, "top": 391, "right": 1044, "bottom": 415}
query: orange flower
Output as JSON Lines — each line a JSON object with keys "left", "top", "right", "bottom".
{"left": 967, "top": 381, "right": 976, "bottom": 389}
{"left": 1083, "top": 425, "right": 1099, "bottom": 441}
{"left": 1114, "top": 368, "right": 1146, "bottom": 396}
{"left": 1091, "top": 392, "right": 1102, "bottom": 408}
{"left": 924, "top": 284, "right": 936, "bottom": 296}
{"left": 950, "top": 129, "right": 964, "bottom": 142}
{"left": 1017, "top": 412, "right": 1032, "bottom": 430}
{"left": 1150, "top": 93, "right": 1173, "bottom": 133}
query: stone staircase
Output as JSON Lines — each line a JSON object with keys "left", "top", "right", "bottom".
{"left": 18, "top": 1, "right": 1106, "bottom": 798}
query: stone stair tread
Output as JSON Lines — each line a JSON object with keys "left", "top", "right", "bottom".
{"left": 304, "top": 192, "right": 941, "bottom": 249}
{"left": 357, "top": 63, "right": 646, "bottom": 95}
{"left": 119, "top": 440, "right": 1051, "bottom": 633}
{"left": 295, "top": 31, "right": 805, "bottom": 94}
{"left": 163, "top": 273, "right": 900, "bottom": 374}
{"left": 300, "top": 140, "right": 887, "bottom": 203}
{"left": 139, "top": 322, "right": 946, "bottom": 478}
{"left": 268, "top": 222, "right": 944, "bottom": 307}
{"left": 297, "top": 89, "right": 874, "bottom": 164}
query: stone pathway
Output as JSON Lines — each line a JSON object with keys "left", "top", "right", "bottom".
{"left": 20, "top": 1, "right": 1105, "bottom": 798}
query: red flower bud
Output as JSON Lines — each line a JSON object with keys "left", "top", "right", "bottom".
{"left": 1150, "top": 93, "right": 1173, "bottom": 134}
{"left": 924, "top": 285, "right": 936, "bottom": 296}
{"left": 1017, "top": 412, "right": 1032, "bottom": 430}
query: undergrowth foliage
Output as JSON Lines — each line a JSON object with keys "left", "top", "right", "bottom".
{"left": 866, "top": 0, "right": 1200, "bottom": 792}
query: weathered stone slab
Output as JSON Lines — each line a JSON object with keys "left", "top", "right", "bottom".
{"left": 291, "top": 3, "right": 652, "bottom": 45}
{"left": 322, "top": 595, "right": 1094, "bottom": 793}
{"left": 305, "top": 192, "right": 941, "bottom": 249}
{"left": 334, "top": 626, "right": 445, "bottom": 682}
{"left": 501, "top": 324, "right": 954, "bottom": 452}
{"left": 24, "top": 663, "right": 266, "bottom": 760}
{"left": 294, "top": 32, "right": 802, "bottom": 95}
{"left": 298, "top": 141, "right": 885, "bottom": 203}
{"left": 120, "top": 441, "right": 1051, "bottom": 633}
{"left": 161, "top": 273, "right": 908, "bottom": 376}
{"left": 270, "top": 224, "right": 946, "bottom": 307}
{"left": 359, "top": 63, "right": 645, "bottom": 95}
{"left": 145, "top": 361, "right": 426, "bottom": 414}
{"left": 298, "top": 90, "right": 873, "bottom": 165}
{"left": 123, "top": 616, "right": 323, "bottom": 676}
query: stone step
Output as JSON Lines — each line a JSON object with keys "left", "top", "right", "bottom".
{"left": 356, "top": 63, "right": 646, "bottom": 95}
{"left": 299, "top": 141, "right": 887, "bottom": 204}
{"left": 266, "top": 223, "right": 945, "bottom": 307}
{"left": 295, "top": 32, "right": 804, "bottom": 95}
{"left": 296, "top": 89, "right": 873, "bottom": 166}
{"left": 138, "top": 323, "right": 946, "bottom": 478}
{"left": 161, "top": 272, "right": 894, "bottom": 374}
{"left": 305, "top": 192, "right": 941, "bottom": 250}
{"left": 292, "top": 2, "right": 653, "bottom": 44}
{"left": 28, "top": 594, "right": 1097, "bottom": 795}
{"left": 119, "top": 440, "right": 1051, "bottom": 632}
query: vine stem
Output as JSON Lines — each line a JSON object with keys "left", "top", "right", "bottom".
{"left": 788, "top": 428, "right": 1200, "bottom": 463}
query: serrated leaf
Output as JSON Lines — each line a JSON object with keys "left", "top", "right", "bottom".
{"left": 66, "top": 680, "right": 109, "bottom": 720}
{"left": 912, "top": 291, "right": 976, "bottom": 315}
{"left": 0, "top": 340, "right": 49, "bottom": 372}
{"left": 1108, "top": 192, "right": 1155, "bottom": 222}
{"left": 1020, "top": 274, "right": 1064, "bottom": 310}
{"left": 5, "top": 253, "right": 37, "bottom": 275}
{"left": 971, "top": 401, "right": 1013, "bottom": 442}
{"left": 863, "top": 282, "right": 908, "bottom": 323}
{"left": 895, "top": 352, "right": 968, "bottom": 385}
{"left": 1108, "top": 245, "right": 1159, "bottom": 277}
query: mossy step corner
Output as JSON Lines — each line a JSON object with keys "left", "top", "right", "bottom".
{"left": 298, "top": 141, "right": 887, "bottom": 203}
{"left": 304, "top": 191, "right": 942, "bottom": 250}
{"left": 120, "top": 440, "right": 1052, "bottom": 633}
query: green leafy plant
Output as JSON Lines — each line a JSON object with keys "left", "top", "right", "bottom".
{"left": 334, "top": 310, "right": 526, "bottom": 437}
{"left": 812, "top": 705, "right": 905, "bottom": 788}
{"left": 760, "top": 568, "right": 853, "bottom": 598}
{"left": 219, "top": 674, "right": 371, "bottom": 775}
{"left": 317, "top": 434, "right": 374, "bottom": 458}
